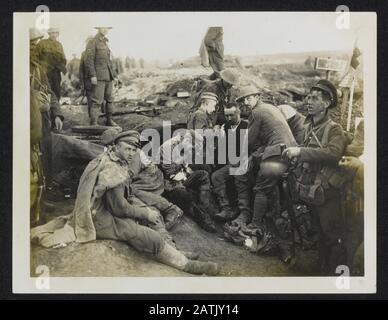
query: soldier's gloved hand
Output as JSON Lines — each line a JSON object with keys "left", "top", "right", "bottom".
{"left": 282, "top": 147, "right": 301, "bottom": 160}
{"left": 146, "top": 208, "right": 160, "bottom": 225}
{"left": 91, "top": 77, "right": 98, "bottom": 85}
{"left": 54, "top": 116, "right": 63, "bottom": 131}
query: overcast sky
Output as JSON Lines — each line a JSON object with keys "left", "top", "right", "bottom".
{"left": 19, "top": 11, "right": 373, "bottom": 61}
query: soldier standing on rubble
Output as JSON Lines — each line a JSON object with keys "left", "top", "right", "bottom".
{"left": 283, "top": 79, "right": 348, "bottom": 275}
{"left": 36, "top": 27, "right": 67, "bottom": 101}
{"left": 201, "top": 27, "right": 225, "bottom": 80}
{"left": 85, "top": 27, "right": 118, "bottom": 126}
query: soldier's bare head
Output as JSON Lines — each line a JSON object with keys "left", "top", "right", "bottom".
{"left": 224, "top": 103, "right": 241, "bottom": 125}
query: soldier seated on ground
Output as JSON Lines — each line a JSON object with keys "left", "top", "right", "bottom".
{"left": 31, "top": 130, "right": 219, "bottom": 276}
{"left": 211, "top": 103, "right": 249, "bottom": 222}
{"left": 158, "top": 130, "right": 217, "bottom": 233}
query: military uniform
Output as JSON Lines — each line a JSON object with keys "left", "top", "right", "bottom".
{"left": 79, "top": 50, "right": 93, "bottom": 117}
{"left": 37, "top": 38, "right": 67, "bottom": 100}
{"left": 244, "top": 102, "right": 296, "bottom": 228}
{"left": 203, "top": 27, "right": 224, "bottom": 79}
{"left": 85, "top": 33, "right": 117, "bottom": 124}
{"left": 158, "top": 137, "right": 216, "bottom": 233}
{"left": 211, "top": 119, "right": 249, "bottom": 221}
{"left": 30, "top": 49, "right": 64, "bottom": 187}
{"left": 67, "top": 56, "right": 80, "bottom": 80}
{"left": 193, "top": 79, "right": 231, "bottom": 125}
{"left": 187, "top": 109, "right": 214, "bottom": 130}
{"left": 297, "top": 113, "right": 348, "bottom": 274}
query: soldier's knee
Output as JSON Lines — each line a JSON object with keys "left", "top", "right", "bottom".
{"left": 197, "top": 169, "right": 211, "bottom": 185}
{"left": 211, "top": 170, "right": 222, "bottom": 185}
{"left": 130, "top": 226, "right": 164, "bottom": 255}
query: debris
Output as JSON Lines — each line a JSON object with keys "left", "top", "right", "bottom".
{"left": 177, "top": 91, "right": 190, "bottom": 98}
{"left": 52, "top": 243, "right": 67, "bottom": 249}
{"left": 71, "top": 125, "right": 118, "bottom": 134}
{"left": 60, "top": 97, "right": 72, "bottom": 105}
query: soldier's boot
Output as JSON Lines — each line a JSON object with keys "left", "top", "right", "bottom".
{"left": 214, "top": 189, "right": 236, "bottom": 221}
{"left": 163, "top": 205, "right": 184, "bottom": 231}
{"left": 105, "top": 102, "right": 119, "bottom": 127}
{"left": 89, "top": 106, "right": 100, "bottom": 126}
{"left": 231, "top": 198, "right": 251, "bottom": 227}
{"left": 105, "top": 112, "right": 119, "bottom": 127}
{"left": 156, "top": 243, "right": 219, "bottom": 276}
{"left": 187, "top": 205, "right": 216, "bottom": 233}
{"left": 246, "top": 192, "right": 267, "bottom": 231}
{"left": 197, "top": 189, "right": 216, "bottom": 233}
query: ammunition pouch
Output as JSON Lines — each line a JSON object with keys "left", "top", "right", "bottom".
{"left": 294, "top": 162, "right": 349, "bottom": 206}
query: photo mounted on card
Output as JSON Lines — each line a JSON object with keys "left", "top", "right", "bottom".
{"left": 13, "top": 9, "right": 376, "bottom": 294}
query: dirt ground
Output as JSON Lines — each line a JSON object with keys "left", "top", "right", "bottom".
{"left": 31, "top": 201, "right": 318, "bottom": 277}
{"left": 31, "top": 65, "right": 330, "bottom": 277}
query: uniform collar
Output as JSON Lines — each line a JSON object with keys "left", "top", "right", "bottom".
{"left": 96, "top": 33, "right": 108, "bottom": 42}
{"left": 108, "top": 148, "right": 128, "bottom": 165}
{"left": 304, "top": 111, "right": 331, "bottom": 127}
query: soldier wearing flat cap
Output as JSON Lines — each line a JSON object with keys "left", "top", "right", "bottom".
{"left": 36, "top": 27, "right": 67, "bottom": 101}
{"left": 85, "top": 27, "right": 118, "bottom": 126}
{"left": 67, "top": 129, "right": 219, "bottom": 275}
{"left": 283, "top": 79, "right": 348, "bottom": 275}
{"left": 193, "top": 68, "right": 241, "bottom": 126}
{"left": 187, "top": 91, "right": 218, "bottom": 130}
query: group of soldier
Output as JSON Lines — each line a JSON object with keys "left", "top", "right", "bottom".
{"left": 30, "top": 26, "right": 364, "bottom": 277}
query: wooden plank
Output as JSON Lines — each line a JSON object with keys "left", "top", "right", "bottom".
{"left": 71, "top": 125, "right": 116, "bottom": 134}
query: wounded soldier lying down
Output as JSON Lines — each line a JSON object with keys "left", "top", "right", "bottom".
{"left": 31, "top": 130, "right": 219, "bottom": 276}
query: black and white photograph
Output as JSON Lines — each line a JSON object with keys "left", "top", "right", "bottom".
{"left": 12, "top": 10, "right": 376, "bottom": 294}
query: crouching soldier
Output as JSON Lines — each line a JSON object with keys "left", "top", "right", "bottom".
{"left": 31, "top": 130, "right": 219, "bottom": 276}
{"left": 232, "top": 85, "right": 297, "bottom": 230}
{"left": 283, "top": 79, "right": 348, "bottom": 275}
{"left": 158, "top": 130, "right": 217, "bottom": 233}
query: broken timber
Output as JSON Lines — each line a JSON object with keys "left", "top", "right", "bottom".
{"left": 98, "top": 106, "right": 163, "bottom": 118}
{"left": 71, "top": 125, "right": 118, "bottom": 135}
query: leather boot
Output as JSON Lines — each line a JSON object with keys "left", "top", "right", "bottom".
{"left": 188, "top": 204, "right": 216, "bottom": 233}
{"left": 106, "top": 112, "right": 119, "bottom": 127}
{"left": 156, "top": 243, "right": 219, "bottom": 276}
{"left": 214, "top": 188, "right": 236, "bottom": 221}
{"left": 246, "top": 192, "right": 267, "bottom": 230}
{"left": 89, "top": 107, "right": 99, "bottom": 126}
{"left": 231, "top": 198, "right": 251, "bottom": 226}
{"left": 164, "top": 205, "right": 184, "bottom": 230}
